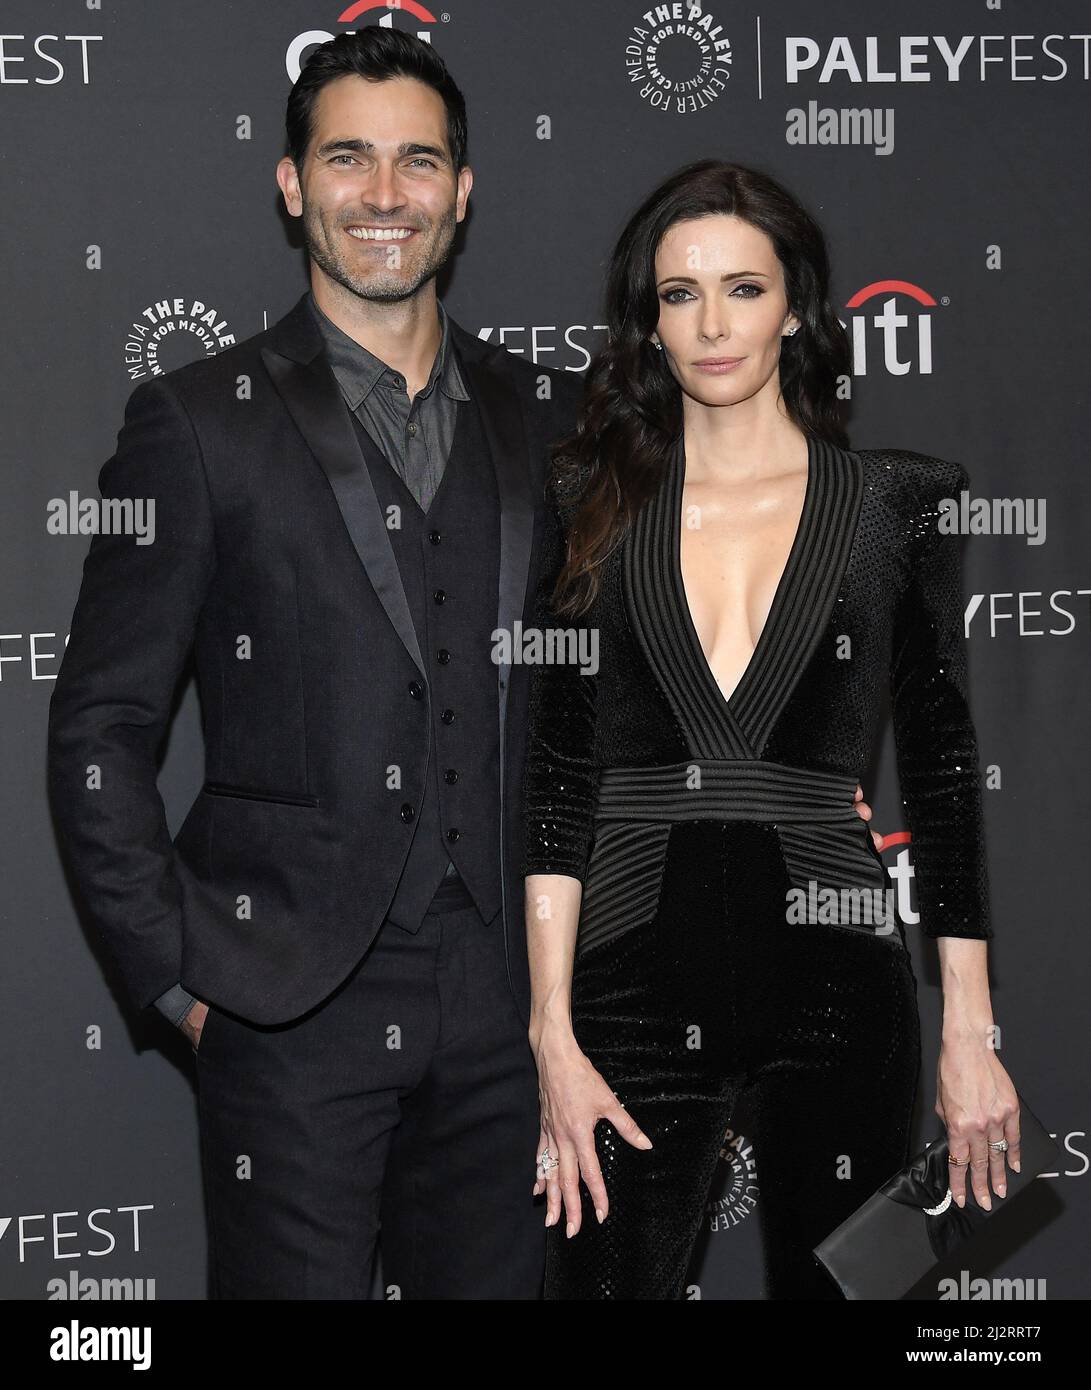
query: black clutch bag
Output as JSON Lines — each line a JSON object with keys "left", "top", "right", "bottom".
{"left": 812, "top": 1093, "right": 1061, "bottom": 1300}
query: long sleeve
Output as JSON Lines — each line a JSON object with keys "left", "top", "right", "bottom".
{"left": 47, "top": 378, "right": 218, "bottom": 1011}
{"left": 889, "top": 459, "right": 993, "bottom": 939}
{"left": 520, "top": 477, "right": 600, "bottom": 882}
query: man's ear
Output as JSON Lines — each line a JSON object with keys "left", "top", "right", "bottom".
{"left": 276, "top": 157, "right": 303, "bottom": 218}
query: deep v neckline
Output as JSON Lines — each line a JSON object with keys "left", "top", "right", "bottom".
{"left": 670, "top": 432, "right": 819, "bottom": 720}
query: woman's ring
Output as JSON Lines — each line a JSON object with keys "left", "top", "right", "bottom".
{"left": 537, "top": 1148, "right": 559, "bottom": 1179}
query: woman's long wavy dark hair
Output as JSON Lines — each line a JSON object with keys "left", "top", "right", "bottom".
{"left": 550, "top": 159, "right": 852, "bottom": 618}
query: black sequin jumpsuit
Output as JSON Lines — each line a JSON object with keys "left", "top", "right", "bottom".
{"left": 521, "top": 435, "right": 993, "bottom": 1299}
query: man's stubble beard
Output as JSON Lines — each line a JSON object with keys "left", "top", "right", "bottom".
{"left": 303, "top": 198, "right": 458, "bottom": 304}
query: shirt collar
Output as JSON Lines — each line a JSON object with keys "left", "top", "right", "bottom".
{"left": 306, "top": 290, "right": 469, "bottom": 410}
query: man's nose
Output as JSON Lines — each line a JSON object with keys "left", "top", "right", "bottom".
{"left": 362, "top": 160, "right": 405, "bottom": 211}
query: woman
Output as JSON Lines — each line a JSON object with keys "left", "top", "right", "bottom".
{"left": 521, "top": 160, "right": 1019, "bottom": 1300}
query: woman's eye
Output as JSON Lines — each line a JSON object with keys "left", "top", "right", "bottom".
{"left": 661, "top": 284, "right": 763, "bottom": 304}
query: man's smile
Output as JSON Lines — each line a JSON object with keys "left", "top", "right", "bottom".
{"left": 344, "top": 225, "right": 418, "bottom": 242}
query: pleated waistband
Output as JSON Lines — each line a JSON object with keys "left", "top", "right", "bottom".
{"left": 593, "top": 759, "right": 861, "bottom": 825}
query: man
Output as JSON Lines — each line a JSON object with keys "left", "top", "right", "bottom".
{"left": 47, "top": 29, "right": 581, "bottom": 1299}
{"left": 48, "top": 27, "right": 879, "bottom": 1300}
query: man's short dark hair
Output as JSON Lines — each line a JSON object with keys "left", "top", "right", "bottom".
{"left": 286, "top": 29, "right": 469, "bottom": 175}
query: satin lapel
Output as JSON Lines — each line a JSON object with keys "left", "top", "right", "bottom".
{"left": 260, "top": 337, "right": 425, "bottom": 678}
{"left": 729, "top": 438, "right": 865, "bottom": 754}
{"left": 451, "top": 326, "right": 535, "bottom": 732}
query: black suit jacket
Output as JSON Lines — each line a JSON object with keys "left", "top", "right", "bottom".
{"left": 47, "top": 291, "right": 583, "bottom": 1026}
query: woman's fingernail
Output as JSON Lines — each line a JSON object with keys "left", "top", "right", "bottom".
{"left": 1012, "top": 1160, "right": 1021, "bottom": 1172}
{"left": 595, "top": 1208, "right": 605, "bottom": 1223}
{"left": 996, "top": 1185, "right": 1006, "bottom": 1198}
{"left": 954, "top": 1193, "right": 965, "bottom": 1207}
{"left": 566, "top": 1222, "right": 575, "bottom": 1238}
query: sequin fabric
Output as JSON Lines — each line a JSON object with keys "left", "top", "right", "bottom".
{"left": 521, "top": 443, "right": 992, "bottom": 1299}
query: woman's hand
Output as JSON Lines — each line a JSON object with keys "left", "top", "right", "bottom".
{"left": 853, "top": 783, "right": 886, "bottom": 850}
{"left": 936, "top": 1035, "right": 1020, "bottom": 1209}
{"left": 531, "top": 1022, "right": 653, "bottom": 1237}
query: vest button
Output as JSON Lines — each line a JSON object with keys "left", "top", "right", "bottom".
{"left": 440, "top": 708, "right": 455, "bottom": 724}
{"left": 446, "top": 827, "right": 461, "bottom": 842}
{"left": 437, "top": 649, "right": 451, "bottom": 664}
{"left": 400, "top": 803, "right": 415, "bottom": 823}
{"left": 428, "top": 530, "right": 442, "bottom": 545}
{"left": 408, "top": 681, "right": 424, "bottom": 699}
{"left": 407, "top": 422, "right": 418, "bottom": 436}
{"left": 433, "top": 588, "right": 446, "bottom": 604}
{"left": 444, "top": 768, "right": 459, "bottom": 784}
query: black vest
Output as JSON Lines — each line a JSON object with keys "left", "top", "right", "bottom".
{"left": 347, "top": 391, "right": 503, "bottom": 930}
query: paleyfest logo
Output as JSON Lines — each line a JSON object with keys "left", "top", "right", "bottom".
{"left": 625, "top": 2, "right": 733, "bottom": 114}
{"left": 287, "top": 2, "right": 443, "bottom": 82}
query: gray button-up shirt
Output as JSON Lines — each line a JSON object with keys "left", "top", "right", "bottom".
{"left": 152, "top": 294, "right": 469, "bottom": 1031}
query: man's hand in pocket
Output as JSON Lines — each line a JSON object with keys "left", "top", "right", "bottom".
{"left": 181, "top": 1000, "right": 210, "bottom": 1050}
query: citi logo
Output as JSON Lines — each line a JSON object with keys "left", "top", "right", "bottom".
{"left": 842, "top": 280, "right": 938, "bottom": 377}
{"left": 287, "top": 2, "right": 440, "bottom": 83}
{"left": 879, "top": 834, "right": 918, "bottom": 926}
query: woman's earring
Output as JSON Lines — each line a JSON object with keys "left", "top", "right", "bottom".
{"left": 651, "top": 339, "right": 663, "bottom": 350}
{"left": 784, "top": 326, "right": 799, "bottom": 337}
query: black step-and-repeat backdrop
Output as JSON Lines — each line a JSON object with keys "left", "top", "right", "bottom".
{"left": 3, "top": 1, "right": 1087, "bottom": 1301}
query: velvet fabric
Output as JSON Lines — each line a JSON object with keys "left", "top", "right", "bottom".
{"left": 521, "top": 435, "right": 992, "bottom": 1299}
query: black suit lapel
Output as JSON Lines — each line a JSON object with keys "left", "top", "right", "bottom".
{"left": 259, "top": 297, "right": 537, "bottom": 715}
{"left": 448, "top": 321, "right": 535, "bottom": 732}
{"left": 260, "top": 295, "right": 425, "bottom": 677}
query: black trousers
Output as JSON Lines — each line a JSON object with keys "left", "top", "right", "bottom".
{"left": 195, "top": 892, "right": 543, "bottom": 1299}
{"left": 544, "top": 822, "right": 923, "bottom": 1300}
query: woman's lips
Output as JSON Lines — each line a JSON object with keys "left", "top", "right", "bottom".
{"left": 692, "top": 357, "right": 745, "bottom": 373}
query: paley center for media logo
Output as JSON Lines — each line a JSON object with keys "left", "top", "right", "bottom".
{"left": 287, "top": 1, "right": 444, "bottom": 82}
{"left": 123, "top": 297, "right": 236, "bottom": 379}
{"left": 705, "top": 1125, "right": 759, "bottom": 1236}
{"left": 623, "top": 2, "right": 733, "bottom": 115}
